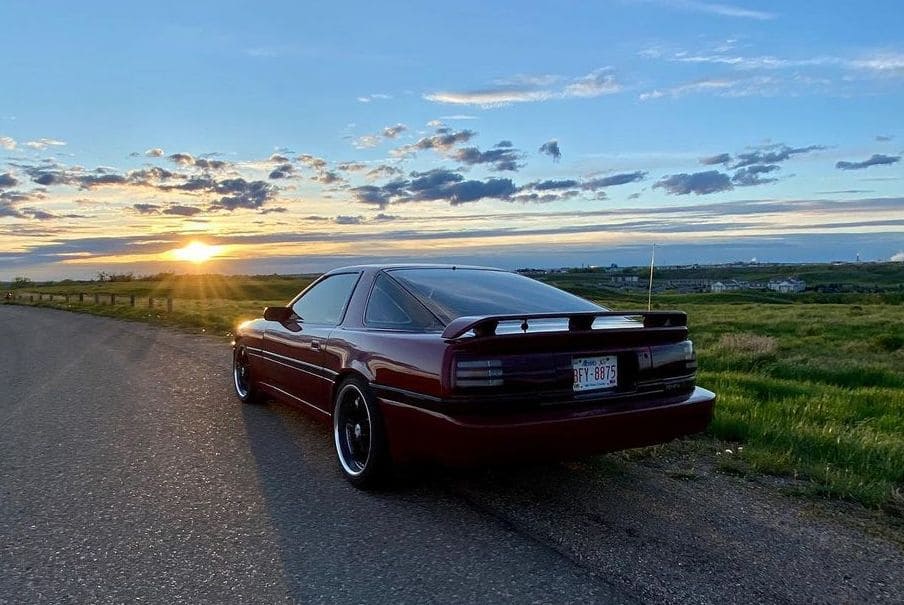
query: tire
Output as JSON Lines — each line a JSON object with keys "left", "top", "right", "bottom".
{"left": 333, "top": 377, "right": 391, "bottom": 488}
{"left": 233, "top": 346, "right": 263, "bottom": 404}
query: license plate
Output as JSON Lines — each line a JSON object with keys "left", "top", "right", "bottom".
{"left": 573, "top": 355, "right": 618, "bottom": 391}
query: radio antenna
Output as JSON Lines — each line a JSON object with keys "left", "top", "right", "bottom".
{"left": 647, "top": 243, "right": 655, "bottom": 311}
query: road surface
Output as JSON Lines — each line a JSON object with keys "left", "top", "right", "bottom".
{"left": 1, "top": 305, "right": 902, "bottom": 604}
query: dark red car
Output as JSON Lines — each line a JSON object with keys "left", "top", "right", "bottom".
{"left": 232, "top": 265, "right": 715, "bottom": 486}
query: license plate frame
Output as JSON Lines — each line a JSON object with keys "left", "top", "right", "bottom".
{"left": 572, "top": 355, "right": 618, "bottom": 392}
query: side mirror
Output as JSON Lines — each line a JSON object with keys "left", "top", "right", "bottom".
{"left": 263, "top": 306, "right": 297, "bottom": 323}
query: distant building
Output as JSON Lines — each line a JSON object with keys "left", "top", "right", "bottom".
{"left": 711, "top": 280, "right": 745, "bottom": 293}
{"left": 768, "top": 278, "right": 806, "bottom": 293}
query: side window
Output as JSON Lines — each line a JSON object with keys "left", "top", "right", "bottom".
{"left": 365, "top": 273, "right": 442, "bottom": 331}
{"left": 291, "top": 273, "right": 360, "bottom": 325}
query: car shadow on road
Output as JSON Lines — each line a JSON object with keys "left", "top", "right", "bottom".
{"left": 238, "top": 398, "right": 630, "bottom": 603}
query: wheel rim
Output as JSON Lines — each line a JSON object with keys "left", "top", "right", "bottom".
{"left": 233, "top": 348, "right": 251, "bottom": 399}
{"left": 334, "top": 385, "right": 372, "bottom": 476}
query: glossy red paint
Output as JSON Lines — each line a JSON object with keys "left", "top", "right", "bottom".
{"left": 234, "top": 264, "right": 716, "bottom": 469}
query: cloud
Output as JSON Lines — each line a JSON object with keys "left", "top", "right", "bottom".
{"left": 268, "top": 163, "right": 295, "bottom": 179}
{"left": 849, "top": 53, "right": 904, "bottom": 77}
{"left": 373, "top": 213, "right": 398, "bottom": 221}
{"left": 337, "top": 161, "right": 368, "bottom": 173}
{"left": 0, "top": 173, "right": 17, "bottom": 188}
{"left": 382, "top": 124, "right": 407, "bottom": 138}
{"left": 583, "top": 171, "right": 646, "bottom": 189}
{"left": 835, "top": 154, "right": 900, "bottom": 170}
{"left": 365, "top": 164, "right": 402, "bottom": 180}
{"left": 538, "top": 140, "right": 561, "bottom": 161}
{"left": 24, "top": 138, "right": 66, "bottom": 150}
{"left": 145, "top": 148, "right": 165, "bottom": 157}
{"left": 353, "top": 123, "right": 408, "bottom": 149}
{"left": 451, "top": 146, "right": 522, "bottom": 171}
{"left": 353, "top": 135, "right": 381, "bottom": 149}
{"left": 259, "top": 206, "right": 288, "bottom": 215}
{"left": 351, "top": 168, "right": 517, "bottom": 208}
{"left": 357, "top": 93, "right": 392, "bottom": 103}
{"left": 424, "top": 68, "right": 621, "bottom": 107}
{"left": 495, "top": 140, "right": 514, "bottom": 148}
{"left": 891, "top": 251, "right": 904, "bottom": 262}
{"left": 133, "top": 203, "right": 161, "bottom": 214}
{"left": 297, "top": 154, "right": 327, "bottom": 170}
{"left": 640, "top": 76, "right": 780, "bottom": 100}
{"left": 521, "top": 179, "right": 580, "bottom": 191}
{"left": 168, "top": 152, "right": 195, "bottom": 166}
{"left": 875, "top": 135, "right": 894, "bottom": 142}
{"left": 269, "top": 153, "right": 290, "bottom": 163}
{"left": 733, "top": 144, "right": 825, "bottom": 168}
{"left": 162, "top": 205, "right": 204, "bottom": 217}
{"left": 0, "top": 136, "right": 16, "bottom": 150}
{"left": 700, "top": 153, "right": 732, "bottom": 165}
{"left": 393, "top": 127, "right": 477, "bottom": 157}
{"left": 654, "top": 171, "right": 733, "bottom": 195}
{"left": 644, "top": 0, "right": 775, "bottom": 20}
{"left": 731, "top": 164, "right": 780, "bottom": 186}
{"left": 335, "top": 215, "right": 363, "bottom": 225}
{"left": 209, "top": 178, "right": 277, "bottom": 210}
{"left": 312, "top": 170, "right": 343, "bottom": 185}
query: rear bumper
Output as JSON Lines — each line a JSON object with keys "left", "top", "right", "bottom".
{"left": 378, "top": 387, "right": 715, "bottom": 466}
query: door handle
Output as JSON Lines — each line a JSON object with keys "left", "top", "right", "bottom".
{"left": 310, "top": 339, "right": 322, "bottom": 350}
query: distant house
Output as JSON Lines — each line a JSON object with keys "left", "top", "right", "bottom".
{"left": 768, "top": 278, "right": 806, "bottom": 293}
{"left": 711, "top": 280, "right": 749, "bottom": 293}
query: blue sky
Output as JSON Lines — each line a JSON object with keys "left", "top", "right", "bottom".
{"left": 1, "top": 0, "right": 903, "bottom": 278}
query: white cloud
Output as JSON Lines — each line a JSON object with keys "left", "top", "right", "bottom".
{"left": 25, "top": 138, "right": 67, "bottom": 150}
{"left": 641, "top": 0, "right": 775, "bottom": 20}
{"left": 424, "top": 69, "right": 621, "bottom": 107}
{"left": 850, "top": 52, "right": 904, "bottom": 76}
{"left": 357, "top": 93, "right": 392, "bottom": 103}
{"left": 640, "top": 76, "right": 780, "bottom": 100}
{"left": 353, "top": 135, "right": 381, "bottom": 149}
{"left": 891, "top": 251, "right": 904, "bottom": 262}
{"left": 0, "top": 136, "right": 16, "bottom": 150}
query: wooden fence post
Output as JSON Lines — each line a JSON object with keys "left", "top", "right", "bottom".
{"left": 130, "top": 295, "right": 135, "bottom": 307}
{"left": 111, "top": 294, "right": 116, "bottom": 305}
{"left": 149, "top": 296, "right": 154, "bottom": 308}
{"left": 79, "top": 293, "right": 84, "bottom": 303}
{"left": 30, "top": 295, "right": 34, "bottom": 302}
{"left": 166, "top": 297, "right": 173, "bottom": 312}
{"left": 94, "top": 293, "right": 99, "bottom": 304}
{"left": 65, "top": 294, "right": 70, "bottom": 303}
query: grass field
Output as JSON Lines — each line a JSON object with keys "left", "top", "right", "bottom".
{"left": 4, "top": 273, "right": 903, "bottom": 514}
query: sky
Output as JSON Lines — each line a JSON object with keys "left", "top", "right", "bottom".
{"left": 1, "top": 0, "right": 903, "bottom": 280}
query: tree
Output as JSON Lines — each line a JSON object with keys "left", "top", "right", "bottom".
{"left": 12, "top": 276, "right": 32, "bottom": 289}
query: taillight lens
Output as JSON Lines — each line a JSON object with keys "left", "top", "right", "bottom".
{"left": 454, "top": 359, "right": 503, "bottom": 388}
{"left": 650, "top": 340, "right": 696, "bottom": 370}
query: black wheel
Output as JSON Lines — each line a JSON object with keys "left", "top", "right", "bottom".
{"left": 233, "top": 346, "right": 262, "bottom": 404}
{"left": 333, "top": 377, "right": 391, "bottom": 488}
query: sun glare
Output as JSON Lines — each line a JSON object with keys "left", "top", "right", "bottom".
{"left": 171, "top": 241, "right": 221, "bottom": 264}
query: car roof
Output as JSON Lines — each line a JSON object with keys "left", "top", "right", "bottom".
{"left": 324, "top": 263, "right": 507, "bottom": 275}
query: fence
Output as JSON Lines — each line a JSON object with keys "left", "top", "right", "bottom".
{"left": 7, "top": 291, "right": 174, "bottom": 312}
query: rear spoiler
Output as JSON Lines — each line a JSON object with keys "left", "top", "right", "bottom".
{"left": 441, "top": 310, "right": 687, "bottom": 340}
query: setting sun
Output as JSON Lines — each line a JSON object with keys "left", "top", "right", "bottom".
{"left": 171, "top": 241, "right": 221, "bottom": 264}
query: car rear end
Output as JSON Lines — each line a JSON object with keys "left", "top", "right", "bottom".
{"left": 378, "top": 310, "right": 715, "bottom": 466}
{"left": 368, "top": 267, "right": 714, "bottom": 466}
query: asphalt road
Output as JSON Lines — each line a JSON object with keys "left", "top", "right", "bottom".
{"left": 1, "top": 305, "right": 902, "bottom": 604}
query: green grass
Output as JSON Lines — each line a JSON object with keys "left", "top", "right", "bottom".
{"left": 4, "top": 274, "right": 903, "bottom": 514}
{"left": 679, "top": 302, "right": 904, "bottom": 513}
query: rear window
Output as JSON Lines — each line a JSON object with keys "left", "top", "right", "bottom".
{"left": 388, "top": 268, "right": 601, "bottom": 322}
{"left": 365, "top": 273, "right": 443, "bottom": 331}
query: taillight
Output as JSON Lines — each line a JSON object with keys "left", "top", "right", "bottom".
{"left": 454, "top": 359, "right": 503, "bottom": 388}
{"left": 650, "top": 341, "right": 696, "bottom": 370}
